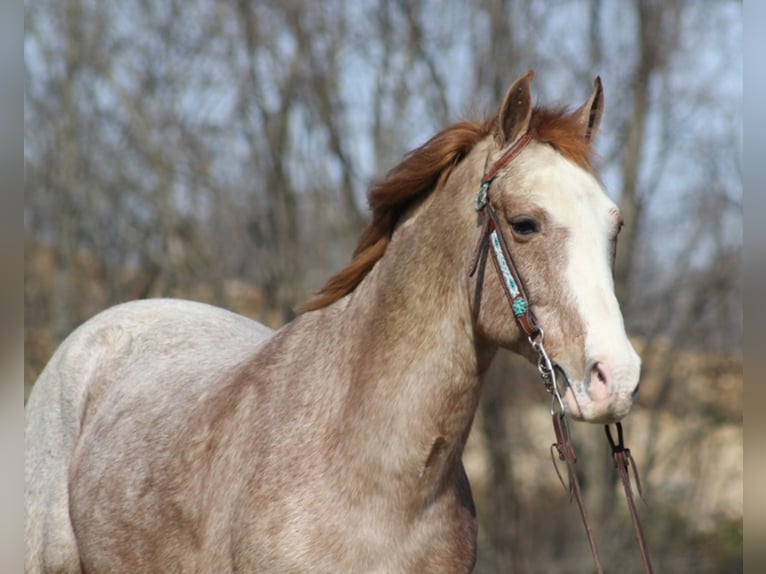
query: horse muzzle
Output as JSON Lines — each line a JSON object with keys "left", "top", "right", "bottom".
{"left": 558, "top": 352, "right": 642, "bottom": 424}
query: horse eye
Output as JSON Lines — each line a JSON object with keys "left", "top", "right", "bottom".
{"left": 510, "top": 217, "right": 540, "bottom": 236}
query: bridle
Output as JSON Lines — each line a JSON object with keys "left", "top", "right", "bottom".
{"left": 469, "top": 132, "right": 654, "bottom": 574}
{"left": 468, "top": 131, "right": 566, "bottom": 414}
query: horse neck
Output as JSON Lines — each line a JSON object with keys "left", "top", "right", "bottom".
{"left": 316, "top": 167, "right": 495, "bottom": 494}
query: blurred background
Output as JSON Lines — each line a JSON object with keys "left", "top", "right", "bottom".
{"left": 24, "top": 0, "right": 741, "bottom": 571}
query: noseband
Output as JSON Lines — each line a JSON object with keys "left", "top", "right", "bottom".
{"left": 468, "top": 132, "right": 654, "bottom": 574}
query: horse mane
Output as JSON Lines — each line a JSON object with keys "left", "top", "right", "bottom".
{"left": 299, "top": 106, "right": 594, "bottom": 312}
{"left": 529, "top": 107, "right": 596, "bottom": 173}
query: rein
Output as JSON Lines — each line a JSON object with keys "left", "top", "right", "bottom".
{"left": 469, "top": 132, "right": 654, "bottom": 573}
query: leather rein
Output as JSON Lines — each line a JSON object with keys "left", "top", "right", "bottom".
{"left": 468, "top": 132, "right": 654, "bottom": 573}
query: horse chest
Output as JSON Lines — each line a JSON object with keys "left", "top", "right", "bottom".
{"left": 231, "top": 470, "right": 478, "bottom": 573}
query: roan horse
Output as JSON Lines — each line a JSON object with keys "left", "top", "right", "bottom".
{"left": 25, "top": 71, "right": 641, "bottom": 573}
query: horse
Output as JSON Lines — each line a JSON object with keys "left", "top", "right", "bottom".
{"left": 25, "top": 71, "right": 641, "bottom": 573}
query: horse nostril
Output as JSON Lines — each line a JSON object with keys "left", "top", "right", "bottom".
{"left": 593, "top": 363, "right": 607, "bottom": 385}
{"left": 632, "top": 381, "right": 641, "bottom": 398}
{"left": 587, "top": 362, "right": 611, "bottom": 402}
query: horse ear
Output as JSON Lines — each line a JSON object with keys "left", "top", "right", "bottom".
{"left": 494, "top": 70, "right": 534, "bottom": 148}
{"left": 573, "top": 76, "right": 604, "bottom": 142}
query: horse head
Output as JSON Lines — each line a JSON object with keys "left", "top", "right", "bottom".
{"left": 467, "top": 71, "right": 641, "bottom": 423}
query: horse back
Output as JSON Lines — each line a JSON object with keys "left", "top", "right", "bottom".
{"left": 25, "top": 298, "right": 273, "bottom": 573}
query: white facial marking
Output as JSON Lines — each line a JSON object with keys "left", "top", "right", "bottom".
{"left": 512, "top": 143, "right": 641, "bottom": 423}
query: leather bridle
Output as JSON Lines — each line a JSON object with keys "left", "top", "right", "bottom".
{"left": 469, "top": 132, "right": 654, "bottom": 573}
{"left": 468, "top": 131, "right": 566, "bottom": 413}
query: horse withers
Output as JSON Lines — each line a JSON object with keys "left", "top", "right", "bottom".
{"left": 25, "top": 71, "right": 640, "bottom": 573}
